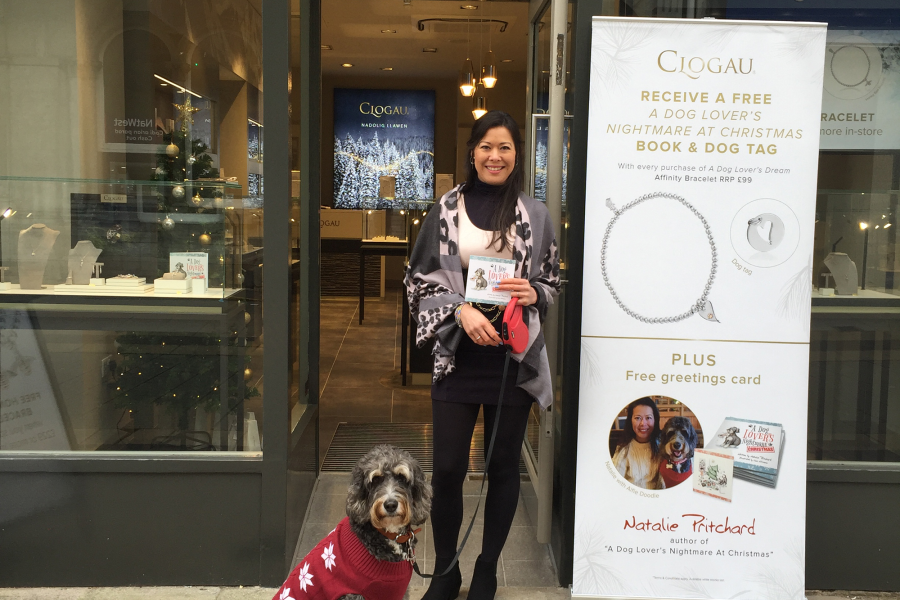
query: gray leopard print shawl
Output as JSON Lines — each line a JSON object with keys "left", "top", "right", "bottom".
{"left": 404, "top": 185, "right": 561, "bottom": 408}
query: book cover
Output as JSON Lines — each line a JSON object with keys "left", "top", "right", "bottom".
{"left": 692, "top": 448, "right": 734, "bottom": 502}
{"left": 713, "top": 417, "right": 784, "bottom": 477}
{"left": 464, "top": 255, "right": 516, "bottom": 305}
{"left": 169, "top": 252, "right": 209, "bottom": 280}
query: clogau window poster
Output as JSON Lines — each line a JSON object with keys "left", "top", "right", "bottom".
{"left": 333, "top": 89, "right": 435, "bottom": 208}
{"left": 820, "top": 30, "right": 900, "bottom": 150}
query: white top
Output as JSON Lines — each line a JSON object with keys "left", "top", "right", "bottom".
{"left": 612, "top": 439, "right": 662, "bottom": 489}
{"left": 458, "top": 197, "right": 514, "bottom": 269}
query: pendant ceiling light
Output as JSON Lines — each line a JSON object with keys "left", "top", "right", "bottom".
{"left": 481, "top": 0, "right": 497, "bottom": 88}
{"left": 459, "top": 15, "right": 476, "bottom": 96}
{"left": 482, "top": 50, "right": 497, "bottom": 88}
{"left": 472, "top": 95, "right": 487, "bottom": 119}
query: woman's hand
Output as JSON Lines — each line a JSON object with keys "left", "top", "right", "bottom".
{"left": 495, "top": 277, "right": 538, "bottom": 307}
{"left": 459, "top": 304, "right": 503, "bottom": 346}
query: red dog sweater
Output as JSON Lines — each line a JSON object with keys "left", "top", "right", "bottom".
{"left": 273, "top": 517, "right": 413, "bottom": 600}
{"left": 660, "top": 460, "right": 692, "bottom": 488}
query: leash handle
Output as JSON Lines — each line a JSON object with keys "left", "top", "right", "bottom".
{"left": 414, "top": 347, "right": 512, "bottom": 579}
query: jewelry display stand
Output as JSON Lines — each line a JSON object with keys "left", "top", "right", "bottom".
{"left": 18, "top": 224, "right": 61, "bottom": 289}
{"left": 67, "top": 240, "right": 102, "bottom": 285}
{"left": 90, "top": 263, "right": 105, "bottom": 286}
{"left": 823, "top": 252, "right": 859, "bottom": 295}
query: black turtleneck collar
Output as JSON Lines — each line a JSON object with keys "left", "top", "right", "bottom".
{"left": 472, "top": 178, "right": 504, "bottom": 199}
{"left": 464, "top": 178, "right": 506, "bottom": 230}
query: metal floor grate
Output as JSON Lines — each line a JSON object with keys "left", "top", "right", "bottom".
{"left": 322, "top": 422, "right": 527, "bottom": 473}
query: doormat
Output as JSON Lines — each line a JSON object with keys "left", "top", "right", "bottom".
{"left": 322, "top": 422, "right": 527, "bottom": 474}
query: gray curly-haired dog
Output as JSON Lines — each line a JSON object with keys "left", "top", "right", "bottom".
{"left": 273, "top": 445, "right": 432, "bottom": 600}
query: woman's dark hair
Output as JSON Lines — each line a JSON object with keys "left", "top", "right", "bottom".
{"left": 618, "top": 397, "right": 661, "bottom": 455}
{"left": 460, "top": 110, "right": 524, "bottom": 252}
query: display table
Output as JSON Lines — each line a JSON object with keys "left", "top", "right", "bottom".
{"left": 358, "top": 239, "right": 408, "bottom": 324}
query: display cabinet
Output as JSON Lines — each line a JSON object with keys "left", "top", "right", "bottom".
{"left": 0, "top": 176, "right": 260, "bottom": 453}
{"left": 359, "top": 199, "right": 433, "bottom": 242}
{"left": 0, "top": 176, "right": 247, "bottom": 297}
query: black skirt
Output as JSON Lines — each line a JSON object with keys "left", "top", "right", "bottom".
{"left": 431, "top": 304, "right": 534, "bottom": 406}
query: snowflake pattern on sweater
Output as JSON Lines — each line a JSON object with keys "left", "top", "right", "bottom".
{"left": 272, "top": 517, "right": 413, "bottom": 600}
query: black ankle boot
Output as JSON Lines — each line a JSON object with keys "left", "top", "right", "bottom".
{"left": 466, "top": 555, "right": 498, "bottom": 600}
{"left": 422, "top": 556, "right": 462, "bottom": 600}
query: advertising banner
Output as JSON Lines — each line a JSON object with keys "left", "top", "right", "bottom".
{"left": 333, "top": 89, "right": 435, "bottom": 208}
{"left": 573, "top": 18, "right": 826, "bottom": 600}
{"left": 820, "top": 30, "right": 900, "bottom": 150}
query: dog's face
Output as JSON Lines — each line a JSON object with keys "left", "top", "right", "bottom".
{"left": 726, "top": 427, "right": 740, "bottom": 435}
{"left": 346, "top": 444, "right": 432, "bottom": 534}
{"left": 474, "top": 268, "right": 485, "bottom": 277}
{"left": 661, "top": 417, "right": 699, "bottom": 463}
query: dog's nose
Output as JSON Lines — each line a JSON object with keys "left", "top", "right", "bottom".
{"left": 383, "top": 499, "right": 399, "bottom": 514}
{"left": 674, "top": 442, "right": 682, "bottom": 449}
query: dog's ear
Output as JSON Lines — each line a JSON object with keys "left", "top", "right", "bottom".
{"left": 409, "top": 460, "right": 433, "bottom": 526}
{"left": 689, "top": 423, "right": 699, "bottom": 448}
{"left": 346, "top": 462, "right": 371, "bottom": 523}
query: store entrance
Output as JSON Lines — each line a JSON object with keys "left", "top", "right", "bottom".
{"left": 315, "top": 0, "right": 533, "bottom": 469}
{"left": 298, "top": 0, "right": 566, "bottom": 591}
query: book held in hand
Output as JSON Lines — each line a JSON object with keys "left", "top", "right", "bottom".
{"left": 465, "top": 255, "right": 516, "bottom": 306}
{"left": 712, "top": 417, "right": 785, "bottom": 487}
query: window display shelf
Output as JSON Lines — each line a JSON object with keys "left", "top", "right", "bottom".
{"left": 0, "top": 175, "right": 248, "bottom": 301}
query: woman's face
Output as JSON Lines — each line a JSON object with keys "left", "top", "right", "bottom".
{"left": 473, "top": 126, "right": 516, "bottom": 186}
{"left": 632, "top": 405, "right": 655, "bottom": 443}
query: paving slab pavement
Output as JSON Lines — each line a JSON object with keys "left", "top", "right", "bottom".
{"left": 1, "top": 589, "right": 897, "bottom": 600}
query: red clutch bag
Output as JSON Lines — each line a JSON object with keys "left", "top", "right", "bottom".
{"left": 501, "top": 297, "right": 529, "bottom": 354}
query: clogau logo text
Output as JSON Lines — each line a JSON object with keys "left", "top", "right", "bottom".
{"left": 657, "top": 50, "right": 753, "bottom": 79}
{"left": 359, "top": 102, "right": 409, "bottom": 118}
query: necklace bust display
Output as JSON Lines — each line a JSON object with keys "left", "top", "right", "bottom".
{"left": 18, "top": 224, "right": 60, "bottom": 289}
{"left": 68, "top": 240, "right": 103, "bottom": 285}
{"left": 823, "top": 252, "right": 859, "bottom": 296}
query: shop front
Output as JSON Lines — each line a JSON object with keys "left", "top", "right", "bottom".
{"left": 0, "top": 0, "right": 898, "bottom": 592}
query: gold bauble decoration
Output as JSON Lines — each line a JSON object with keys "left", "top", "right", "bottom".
{"left": 191, "top": 192, "right": 202, "bottom": 206}
{"left": 199, "top": 233, "right": 212, "bottom": 245}
{"left": 166, "top": 143, "right": 180, "bottom": 158}
{"left": 244, "top": 367, "right": 252, "bottom": 381}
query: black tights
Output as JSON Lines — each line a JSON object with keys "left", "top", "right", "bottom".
{"left": 430, "top": 399, "right": 532, "bottom": 563}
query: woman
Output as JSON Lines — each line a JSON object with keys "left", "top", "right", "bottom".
{"left": 612, "top": 397, "right": 665, "bottom": 490}
{"left": 405, "top": 110, "right": 560, "bottom": 600}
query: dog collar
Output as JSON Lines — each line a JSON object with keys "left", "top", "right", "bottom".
{"left": 668, "top": 456, "right": 689, "bottom": 466}
{"left": 376, "top": 526, "right": 420, "bottom": 545}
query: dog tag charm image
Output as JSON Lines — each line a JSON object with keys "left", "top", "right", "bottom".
{"left": 746, "top": 213, "right": 785, "bottom": 252}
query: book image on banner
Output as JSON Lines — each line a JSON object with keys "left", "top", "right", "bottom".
{"left": 572, "top": 16, "right": 826, "bottom": 600}
{"left": 713, "top": 417, "right": 785, "bottom": 487}
{"left": 464, "top": 255, "right": 515, "bottom": 305}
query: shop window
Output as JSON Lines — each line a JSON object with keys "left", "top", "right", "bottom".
{"left": 0, "top": 0, "right": 264, "bottom": 453}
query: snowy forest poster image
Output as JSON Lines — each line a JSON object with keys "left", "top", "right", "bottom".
{"left": 333, "top": 89, "right": 435, "bottom": 208}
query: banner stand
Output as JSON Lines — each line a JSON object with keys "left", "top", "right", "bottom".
{"left": 573, "top": 17, "right": 827, "bottom": 600}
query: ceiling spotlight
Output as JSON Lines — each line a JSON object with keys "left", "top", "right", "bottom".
{"left": 461, "top": 4, "right": 478, "bottom": 9}
{"left": 321, "top": 44, "right": 333, "bottom": 50}
{"left": 341, "top": 63, "right": 353, "bottom": 68}
{"left": 423, "top": 48, "right": 438, "bottom": 53}
{"left": 381, "top": 67, "right": 393, "bottom": 71}
{"left": 501, "top": 59, "right": 513, "bottom": 63}
{"left": 859, "top": 222, "right": 869, "bottom": 230}
{"left": 381, "top": 29, "right": 397, "bottom": 34}
{"left": 1, "top": 207, "right": 12, "bottom": 220}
